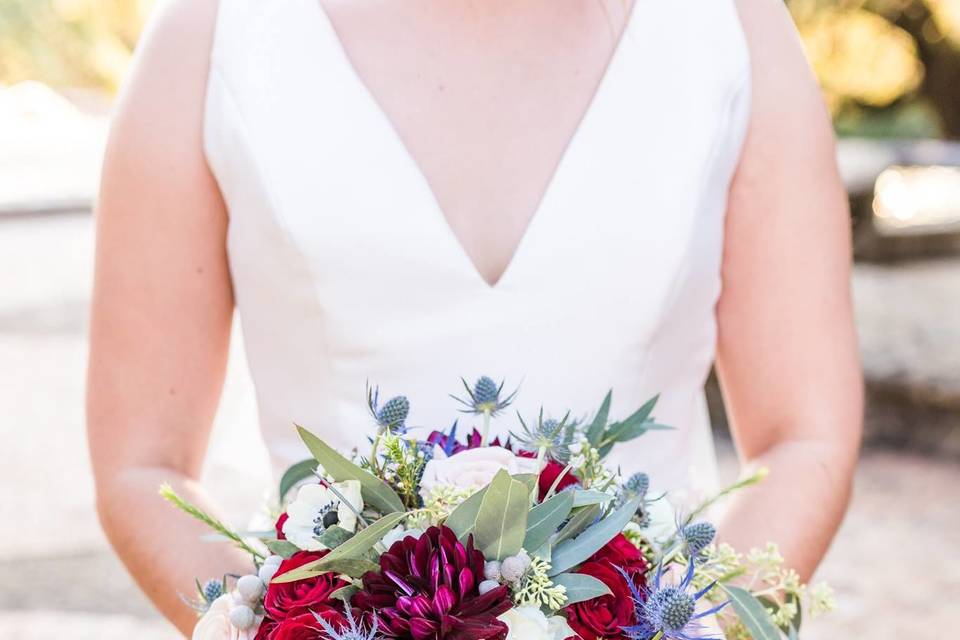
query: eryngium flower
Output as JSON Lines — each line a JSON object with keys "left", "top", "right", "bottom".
{"left": 352, "top": 526, "right": 512, "bottom": 639}
{"left": 618, "top": 558, "right": 727, "bottom": 640}
{"left": 681, "top": 522, "right": 716, "bottom": 557}
{"left": 451, "top": 376, "right": 518, "bottom": 417}
{"left": 368, "top": 385, "right": 410, "bottom": 434}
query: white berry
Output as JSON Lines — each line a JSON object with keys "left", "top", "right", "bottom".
{"left": 483, "top": 561, "right": 502, "bottom": 582}
{"left": 264, "top": 554, "right": 283, "bottom": 568}
{"left": 478, "top": 579, "right": 501, "bottom": 595}
{"left": 259, "top": 562, "right": 279, "bottom": 584}
{"left": 229, "top": 604, "right": 256, "bottom": 630}
{"left": 500, "top": 555, "right": 526, "bottom": 583}
{"left": 236, "top": 574, "right": 264, "bottom": 602}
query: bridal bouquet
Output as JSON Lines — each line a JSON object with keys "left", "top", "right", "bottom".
{"left": 163, "top": 377, "right": 834, "bottom": 640}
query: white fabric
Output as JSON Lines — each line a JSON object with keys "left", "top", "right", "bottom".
{"left": 203, "top": 0, "right": 752, "bottom": 497}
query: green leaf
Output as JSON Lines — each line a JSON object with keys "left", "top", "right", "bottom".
{"left": 524, "top": 491, "right": 574, "bottom": 552}
{"left": 512, "top": 473, "right": 539, "bottom": 498}
{"left": 312, "top": 557, "right": 379, "bottom": 578}
{"left": 445, "top": 487, "right": 487, "bottom": 542}
{"left": 331, "top": 585, "right": 360, "bottom": 603}
{"left": 474, "top": 470, "right": 530, "bottom": 560}
{"left": 273, "top": 512, "right": 404, "bottom": 583}
{"left": 788, "top": 625, "right": 799, "bottom": 640}
{"left": 598, "top": 395, "right": 661, "bottom": 444}
{"left": 316, "top": 525, "right": 353, "bottom": 549}
{"left": 585, "top": 390, "right": 612, "bottom": 447}
{"left": 551, "top": 572, "right": 612, "bottom": 605}
{"left": 549, "top": 497, "right": 641, "bottom": 576}
{"left": 278, "top": 458, "right": 318, "bottom": 501}
{"left": 571, "top": 490, "right": 615, "bottom": 508}
{"left": 264, "top": 539, "right": 300, "bottom": 558}
{"left": 759, "top": 594, "right": 802, "bottom": 634}
{"left": 553, "top": 505, "right": 601, "bottom": 545}
{"left": 296, "top": 425, "right": 405, "bottom": 514}
{"left": 724, "top": 586, "right": 782, "bottom": 640}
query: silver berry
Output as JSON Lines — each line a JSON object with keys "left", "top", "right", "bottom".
{"left": 478, "top": 579, "right": 501, "bottom": 595}
{"left": 258, "top": 562, "right": 279, "bottom": 584}
{"left": 483, "top": 561, "right": 502, "bottom": 582}
{"left": 500, "top": 555, "right": 526, "bottom": 583}
{"left": 229, "top": 604, "right": 256, "bottom": 630}
{"left": 236, "top": 574, "right": 264, "bottom": 602}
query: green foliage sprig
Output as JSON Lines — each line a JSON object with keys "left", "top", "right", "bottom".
{"left": 159, "top": 483, "right": 265, "bottom": 561}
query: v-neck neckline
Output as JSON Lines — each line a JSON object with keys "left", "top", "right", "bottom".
{"left": 310, "top": 1, "right": 638, "bottom": 290}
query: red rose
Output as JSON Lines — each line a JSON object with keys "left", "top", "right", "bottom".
{"left": 275, "top": 513, "right": 289, "bottom": 540}
{"left": 563, "top": 535, "right": 648, "bottom": 640}
{"left": 537, "top": 460, "right": 579, "bottom": 500}
{"left": 267, "top": 611, "right": 347, "bottom": 640}
{"left": 591, "top": 533, "right": 649, "bottom": 576}
{"left": 564, "top": 561, "right": 638, "bottom": 640}
{"left": 264, "top": 550, "right": 349, "bottom": 621}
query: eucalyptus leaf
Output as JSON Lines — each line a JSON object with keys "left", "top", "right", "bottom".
{"left": 512, "top": 473, "right": 539, "bottom": 499}
{"left": 445, "top": 487, "right": 487, "bottom": 542}
{"left": 474, "top": 470, "right": 530, "bottom": 561}
{"left": 553, "top": 505, "right": 601, "bottom": 545}
{"left": 331, "top": 585, "right": 360, "bottom": 603}
{"left": 585, "top": 390, "right": 612, "bottom": 447}
{"left": 273, "top": 512, "right": 404, "bottom": 583}
{"left": 279, "top": 458, "right": 318, "bottom": 501}
{"left": 524, "top": 491, "right": 574, "bottom": 552}
{"left": 759, "top": 593, "right": 802, "bottom": 634}
{"left": 788, "top": 625, "right": 799, "bottom": 640}
{"left": 312, "top": 557, "right": 379, "bottom": 578}
{"left": 316, "top": 525, "right": 353, "bottom": 549}
{"left": 724, "top": 586, "right": 782, "bottom": 640}
{"left": 296, "top": 425, "right": 404, "bottom": 514}
{"left": 264, "top": 539, "right": 300, "bottom": 558}
{"left": 571, "top": 489, "right": 615, "bottom": 508}
{"left": 548, "top": 497, "right": 641, "bottom": 576}
{"left": 552, "top": 572, "right": 612, "bottom": 604}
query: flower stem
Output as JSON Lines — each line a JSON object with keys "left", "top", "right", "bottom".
{"left": 371, "top": 429, "right": 384, "bottom": 476}
{"left": 480, "top": 409, "right": 491, "bottom": 446}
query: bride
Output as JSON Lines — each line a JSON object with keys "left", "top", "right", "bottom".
{"left": 87, "top": 0, "right": 862, "bottom": 635}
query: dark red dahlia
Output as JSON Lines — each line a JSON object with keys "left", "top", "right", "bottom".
{"left": 352, "top": 526, "right": 512, "bottom": 640}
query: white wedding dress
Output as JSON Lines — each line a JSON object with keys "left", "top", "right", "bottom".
{"left": 203, "top": 0, "right": 751, "bottom": 497}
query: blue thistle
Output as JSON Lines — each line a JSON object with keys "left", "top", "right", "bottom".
{"left": 625, "top": 472, "right": 650, "bottom": 497}
{"left": 367, "top": 385, "right": 409, "bottom": 434}
{"left": 451, "top": 376, "right": 518, "bottom": 417}
{"left": 682, "top": 522, "right": 716, "bottom": 556}
{"left": 617, "top": 558, "right": 728, "bottom": 640}
{"left": 511, "top": 409, "right": 577, "bottom": 463}
{"left": 201, "top": 578, "right": 224, "bottom": 603}
{"left": 313, "top": 603, "right": 382, "bottom": 640}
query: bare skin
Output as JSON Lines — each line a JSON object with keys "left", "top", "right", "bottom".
{"left": 87, "top": 0, "right": 861, "bottom": 635}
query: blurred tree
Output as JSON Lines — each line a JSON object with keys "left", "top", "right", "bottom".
{"left": 1, "top": 0, "right": 958, "bottom": 138}
{"left": 788, "top": 0, "right": 960, "bottom": 138}
{"left": 0, "top": 0, "right": 152, "bottom": 92}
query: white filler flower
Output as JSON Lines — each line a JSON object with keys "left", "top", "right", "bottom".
{"left": 497, "top": 605, "right": 574, "bottom": 640}
{"left": 282, "top": 480, "right": 364, "bottom": 551}
{"left": 419, "top": 446, "right": 540, "bottom": 502}
{"left": 192, "top": 595, "right": 261, "bottom": 640}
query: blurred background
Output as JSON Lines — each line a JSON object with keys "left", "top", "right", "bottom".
{"left": 1, "top": 0, "right": 958, "bottom": 638}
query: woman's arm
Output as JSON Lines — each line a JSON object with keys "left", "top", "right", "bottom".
{"left": 86, "top": 0, "right": 248, "bottom": 634}
{"left": 715, "top": 0, "right": 863, "bottom": 581}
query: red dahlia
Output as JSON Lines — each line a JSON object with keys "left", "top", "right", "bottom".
{"left": 352, "top": 526, "right": 512, "bottom": 640}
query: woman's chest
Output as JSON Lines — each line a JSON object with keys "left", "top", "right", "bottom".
{"left": 316, "top": 0, "right": 635, "bottom": 286}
